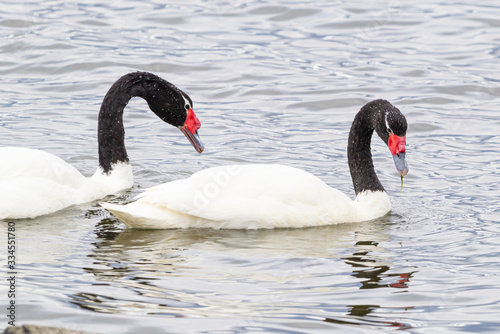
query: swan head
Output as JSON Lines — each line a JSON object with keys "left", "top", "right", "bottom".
{"left": 138, "top": 74, "right": 204, "bottom": 154}
{"left": 372, "top": 100, "right": 409, "bottom": 176}
{"left": 178, "top": 104, "right": 204, "bottom": 154}
{"left": 389, "top": 136, "right": 408, "bottom": 176}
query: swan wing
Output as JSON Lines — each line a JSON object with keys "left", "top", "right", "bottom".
{"left": 0, "top": 147, "right": 86, "bottom": 219}
{"left": 0, "top": 147, "right": 85, "bottom": 186}
{"left": 104, "top": 164, "right": 359, "bottom": 229}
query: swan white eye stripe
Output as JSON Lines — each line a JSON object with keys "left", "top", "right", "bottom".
{"left": 182, "top": 95, "right": 192, "bottom": 110}
{"left": 385, "top": 113, "right": 393, "bottom": 134}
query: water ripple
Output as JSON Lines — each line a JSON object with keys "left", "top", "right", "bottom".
{"left": 2, "top": 1, "right": 500, "bottom": 333}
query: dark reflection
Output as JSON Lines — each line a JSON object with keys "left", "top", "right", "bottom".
{"left": 93, "top": 217, "right": 124, "bottom": 240}
{"left": 343, "top": 238, "right": 416, "bottom": 289}
{"left": 320, "top": 215, "right": 417, "bottom": 330}
{"left": 324, "top": 306, "right": 413, "bottom": 330}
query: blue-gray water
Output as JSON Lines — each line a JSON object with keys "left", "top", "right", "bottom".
{"left": 1, "top": 1, "right": 500, "bottom": 333}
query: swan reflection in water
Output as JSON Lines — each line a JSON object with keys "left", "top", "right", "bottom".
{"left": 324, "top": 216, "right": 417, "bottom": 330}
{"left": 71, "top": 214, "right": 417, "bottom": 330}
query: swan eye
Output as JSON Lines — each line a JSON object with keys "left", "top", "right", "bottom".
{"left": 185, "top": 104, "right": 191, "bottom": 111}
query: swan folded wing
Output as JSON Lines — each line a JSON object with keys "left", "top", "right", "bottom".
{"left": 0, "top": 176, "right": 82, "bottom": 219}
{"left": 0, "top": 147, "right": 85, "bottom": 187}
{"left": 117, "top": 165, "right": 360, "bottom": 229}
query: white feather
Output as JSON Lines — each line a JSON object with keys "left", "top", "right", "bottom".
{"left": 101, "top": 164, "right": 391, "bottom": 229}
{"left": 0, "top": 147, "right": 133, "bottom": 219}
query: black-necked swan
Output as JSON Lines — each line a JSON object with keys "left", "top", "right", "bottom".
{"left": 0, "top": 72, "right": 203, "bottom": 220}
{"left": 102, "top": 99, "right": 408, "bottom": 229}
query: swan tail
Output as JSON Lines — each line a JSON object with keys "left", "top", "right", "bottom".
{"left": 100, "top": 202, "right": 212, "bottom": 229}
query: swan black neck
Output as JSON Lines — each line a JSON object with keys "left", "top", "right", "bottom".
{"left": 348, "top": 99, "right": 403, "bottom": 195}
{"left": 97, "top": 72, "right": 189, "bottom": 174}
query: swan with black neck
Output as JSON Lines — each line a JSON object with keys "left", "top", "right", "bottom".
{"left": 0, "top": 71, "right": 203, "bottom": 220}
{"left": 102, "top": 99, "right": 408, "bottom": 229}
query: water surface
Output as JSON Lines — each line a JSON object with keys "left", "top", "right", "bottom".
{"left": 1, "top": 1, "right": 500, "bottom": 333}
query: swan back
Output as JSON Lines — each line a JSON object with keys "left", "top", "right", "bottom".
{"left": 0, "top": 147, "right": 85, "bottom": 186}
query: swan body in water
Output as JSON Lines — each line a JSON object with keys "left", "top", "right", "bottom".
{"left": 103, "top": 99, "right": 408, "bottom": 229}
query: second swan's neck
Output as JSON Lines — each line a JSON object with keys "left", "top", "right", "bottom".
{"left": 347, "top": 103, "right": 385, "bottom": 195}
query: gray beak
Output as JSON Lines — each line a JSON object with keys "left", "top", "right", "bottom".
{"left": 393, "top": 152, "right": 408, "bottom": 176}
{"left": 179, "top": 126, "right": 204, "bottom": 154}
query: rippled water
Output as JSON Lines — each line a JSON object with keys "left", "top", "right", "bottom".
{"left": 1, "top": 1, "right": 500, "bottom": 333}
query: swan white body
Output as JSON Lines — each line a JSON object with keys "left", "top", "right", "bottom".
{"left": 102, "top": 164, "right": 391, "bottom": 229}
{"left": 0, "top": 147, "right": 132, "bottom": 219}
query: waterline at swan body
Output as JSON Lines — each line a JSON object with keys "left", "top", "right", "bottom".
{"left": 0, "top": 72, "right": 203, "bottom": 220}
{"left": 103, "top": 99, "right": 408, "bottom": 229}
